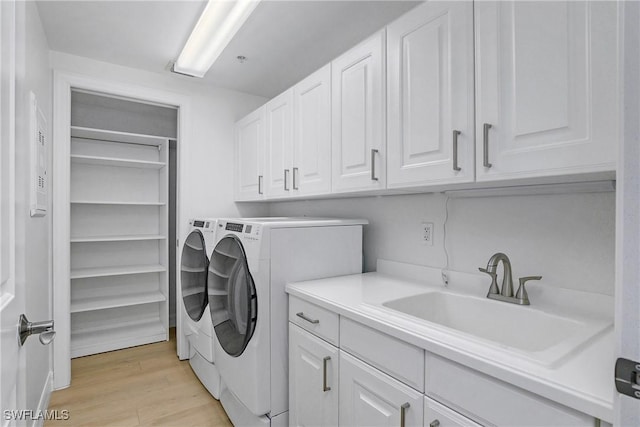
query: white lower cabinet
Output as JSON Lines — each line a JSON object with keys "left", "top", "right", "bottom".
{"left": 339, "top": 351, "right": 423, "bottom": 427}
{"left": 288, "top": 296, "right": 601, "bottom": 427}
{"left": 289, "top": 323, "right": 339, "bottom": 427}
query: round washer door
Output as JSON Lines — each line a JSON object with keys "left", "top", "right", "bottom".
{"left": 208, "top": 235, "right": 257, "bottom": 357}
{"left": 180, "top": 230, "right": 209, "bottom": 322}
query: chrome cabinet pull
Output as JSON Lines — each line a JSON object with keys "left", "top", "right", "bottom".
{"left": 400, "top": 402, "right": 410, "bottom": 427}
{"left": 296, "top": 312, "right": 319, "bottom": 324}
{"left": 429, "top": 420, "right": 440, "bottom": 427}
{"left": 258, "top": 175, "right": 263, "bottom": 195}
{"left": 452, "top": 130, "right": 462, "bottom": 171}
{"left": 284, "top": 169, "right": 290, "bottom": 191}
{"left": 483, "top": 123, "right": 492, "bottom": 168}
{"left": 322, "top": 356, "right": 331, "bottom": 392}
{"left": 371, "top": 149, "right": 379, "bottom": 181}
{"left": 292, "top": 167, "right": 299, "bottom": 190}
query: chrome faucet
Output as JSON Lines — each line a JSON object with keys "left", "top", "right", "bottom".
{"left": 479, "top": 252, "right": 541, "bottom": 305}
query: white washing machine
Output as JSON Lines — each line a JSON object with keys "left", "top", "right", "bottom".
{"left": 179, "top": 218, "right": 221, "bottom": 398}
{"left": 207, "top": 217, "right": 367, "bottom": 426}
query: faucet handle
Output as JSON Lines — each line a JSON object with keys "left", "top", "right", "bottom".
{"left": 479, "top": 268, "right": 499, "bottom": 295}
{"left": 515, "top": 276, "right": 542, "bottom": 305}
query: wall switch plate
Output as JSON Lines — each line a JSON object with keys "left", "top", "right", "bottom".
{"left": 422, "top": 222, "right": 434, "bottom": 246}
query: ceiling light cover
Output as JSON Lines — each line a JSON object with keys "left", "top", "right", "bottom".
{"left": 174, "top": 0, "right": 260, "bottom": 78}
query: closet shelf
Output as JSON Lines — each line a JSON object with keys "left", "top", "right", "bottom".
{"left": 71, "top": 264, "right": 166, "bottom": 279}
{"left": 71, "top": 126, "right": 170, "bottom": 147}
{"left": 71, "top": 319, "right": 167, "bottom": 358}
{"left": 71, "top": 291, "right": 166, "bottom": 313}
{"left": 71, "top": 154, "right": 166, "bottom": 169}
{"left": 70, "top": 200, "right": 166, "bottom": 206}
{"left": 71, "top": 234, "right": 166, "bottom": 243}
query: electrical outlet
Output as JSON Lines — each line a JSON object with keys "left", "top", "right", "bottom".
{"left": 422, "top": 222, "right": 434, "bottom": 246}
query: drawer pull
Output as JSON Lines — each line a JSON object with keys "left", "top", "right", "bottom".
{"left": 400, "top": 402, "right": 410, "bottom": 427}
{"left": 296, "top": 312, "right": 319, "bottom": 324}
{"left": 429, "top": 420, "right": 440, "bottom": 427}
{"left": 322, "top": 356, "right": 331, "bottom": 392}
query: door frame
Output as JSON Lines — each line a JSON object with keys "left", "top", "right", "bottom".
{"left": 615, "top": 1, "right": 640, "bottom": 424}
{"left": 52, "top": 71, "right": 191, "bottom": 389}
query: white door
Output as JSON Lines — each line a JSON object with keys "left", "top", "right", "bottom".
{"left": 289, "top": 324, "right": 339, "bottom": 427}
{"left": 339, "top": 351, "right": 423, "bottom": 427}
{"left": 615, "top": 2, "right": 640, "bottom": 424}
{"left": 293, "top": 64, "right": 332, "bottom": 196}
{"left": 475, "top": 1, "right": 619, "bottom": 182}
{"left": 265, "top": 89, "right": 293, "bottom": 198}
{"left": 235, "top": 107, "right": 266, "bottom": 201}
{"left": 1, "top": 0, "right": 23, "bottom": 422}
{"left": 332, "top": 30, "right": 386, "bottom": 193}
{"left": 387, "top": 1, "right": 475, "bottom": 189}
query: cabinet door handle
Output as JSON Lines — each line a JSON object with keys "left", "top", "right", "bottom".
{"left": 400, "top": 402, "right": 410, "bottom": 427}
{"left": 371, "top": 149, "right": 379, "bottom": 181}
{"left": 452, "top": 130, "right": 462, "bottom": 171}
{"left": 322, "top": 356, "right": 331, "bottom": 392}
{"left": 293, "top": 167, "right": 299, "bottom": 190}
{"left": 483, "top": 123, "right": 492, "bottom": 168}
{"left": 429, "top": 420, "right": 440, "bottom": 427}
{"left": 284, "top": 169, "right": 290, "bottom": 191}
{"left": 258, "top": 175, "right": 263, "bottom": 195}
{"left": 296, "top": 312, "right": 319, "bottom": 324}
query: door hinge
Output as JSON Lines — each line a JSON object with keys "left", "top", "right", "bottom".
{"left": 615, "top": 358, "right": 640, "bottom": 399}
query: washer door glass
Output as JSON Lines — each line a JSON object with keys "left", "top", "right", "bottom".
{"left": 208, "top": 235, "right": 257, "bottom": 357}
{"left": 181, "top": 230, "right": 209, "bottom": 322}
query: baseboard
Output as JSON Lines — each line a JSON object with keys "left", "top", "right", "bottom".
{"left": 31, "top": 371, "right": 53, "bottom": 427}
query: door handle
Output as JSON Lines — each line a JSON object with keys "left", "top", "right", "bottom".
{"left": 284, "top": 169, "right": 290, "bottom": 191}
{"left": 400, "top": 402, "right": 410, "bottom": 427}
{"left": 292, "top": 167, "right": 299, "bottom": 190}
{"left": 483, "top": 123, "right": 492, "bottom": 168}
{"left": 322, "top": 356, "right": 331, "bottom": 392}
{"left": 19, "top": 314, "right": 56, "bottom": 346}
{"left": 371, "top": 149, "right": 379, "bottom": 181}
{"left": 452, "top": 130, "right": 462, "bottom": 171}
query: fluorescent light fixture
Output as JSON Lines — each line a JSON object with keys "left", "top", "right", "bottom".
{"left": 174, "top": 0, "right": 261, "bottom": 78}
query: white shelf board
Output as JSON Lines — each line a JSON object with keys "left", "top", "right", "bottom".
{"left": 71, "top": 319, "right": 166, "bottom": 358}
{"left": 70, "top": 200, "right": 166, "bottom": 206}
{"left": 71, "top": 154, "right": 165, "bottom": 169}
{"left": 71, "top": 291, "right": 166, "bottom": 313}
{"left": 71, "top": 126, "right": 169, "bottom": 147}
{"left": 71, "top": 264, "right": 166, "bottom": 279}
{"left": 70, "top": 234, "right": 166, "bottom": 243}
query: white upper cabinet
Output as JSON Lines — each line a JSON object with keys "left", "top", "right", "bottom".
{"left": 265, "top": 90, "right": 294, "bottom": 198}
{"left": 387, "top": 1, "right": 475, "bottom": 188}
{"left": 332, "top": 30, "right": 386, "bottom": 193}
{"left": 293, "top": 64, "right": 332, "bottom": 196}
{"left": 474, "top": 1, "right": 619, "bottom": 181}
{"left": 235, "top": 107, "right": 266, "bottom": 201}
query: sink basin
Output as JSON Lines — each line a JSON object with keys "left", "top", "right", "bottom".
{"left": 382, "top": 292, "right": 611, "bottom": 366}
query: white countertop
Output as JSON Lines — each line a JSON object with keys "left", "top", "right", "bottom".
{"left": 285, "top": 260, "right": 615, "bottom": 423}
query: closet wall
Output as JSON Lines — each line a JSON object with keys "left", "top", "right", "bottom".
{"left": 69, "top": 91, "right": 178, "bottom": 357}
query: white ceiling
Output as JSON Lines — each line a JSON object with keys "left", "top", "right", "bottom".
{"left": 36, "top": 0, "right": 420, "bottom": 98}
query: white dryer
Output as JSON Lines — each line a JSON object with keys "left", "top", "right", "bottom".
{"left": 207, "top": 218, "right": 367, "bottom": 426}
{"left": 179, "top": 218, "right": 221, "bottom": 398}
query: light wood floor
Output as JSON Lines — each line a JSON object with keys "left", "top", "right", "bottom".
{"left": 46, "top": 329, "right": 232, "bottom": 427}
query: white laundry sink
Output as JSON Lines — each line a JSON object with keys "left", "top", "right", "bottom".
{"left": 382, "top": 291, "right": 612, "bottom": 366}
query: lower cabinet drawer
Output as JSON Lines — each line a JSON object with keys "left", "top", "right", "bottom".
{"left": 424, "top": 396, "right": 481, "bottom": 427}
{"left": 289, "top": 296, "right": 339, "bottom": 345}
{"left": 425, "top": 353, "right": 595, "bottom": 426}
{"left": 339, "top": 351, "right": 423, "bottom": 427}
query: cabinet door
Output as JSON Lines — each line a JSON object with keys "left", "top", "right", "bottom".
{"left": 235, "top": 107, "right": 266, "bottom": 201}
{"left": 265, "top": 90, "right": 294, "bottom": 198}
{"left": 339, "top": 351, "right": 423, "bottom": 427}
{"left": 293, "top": 64, "right": 332, "bottom": 196}
{"left": 332, "top": 30, "right": 386, "bottom": 193}
{"left": 289, "top": 324, "right": 339, "bottom": 427}
{"left": 387, "top": 1, "right": 474, "bottom": 188}
{"left": 475, "top": 1, "right": 619, "bottom": 181}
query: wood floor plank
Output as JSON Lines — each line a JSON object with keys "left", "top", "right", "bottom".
{"left": 46, "top": 328, "right": 231, "bottom": 427}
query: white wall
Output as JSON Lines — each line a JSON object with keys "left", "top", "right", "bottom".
{"left": 269, "top": 190, "right": 616, "bottom": 296}
{"left": 15, "top": 0, "right": 53, "bottom": 414}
